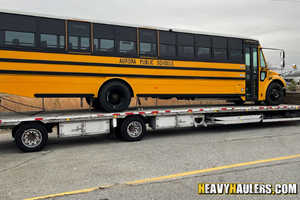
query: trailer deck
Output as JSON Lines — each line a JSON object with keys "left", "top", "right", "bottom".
{"left": 1, "top": 104, "right": 300, "bottom": 126}
{"left": 1, "top": 103, "right": 300, "bottom": 152}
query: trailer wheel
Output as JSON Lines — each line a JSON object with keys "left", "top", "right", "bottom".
{"left": 264, "top": 82, "right": 284, "bottom": 106}
{"left": 15, "top": 123, "right": 48, "bottom": 152}
{"left": 98, "top": 81, "right": 131, "bottom": 112}
{"left": 120, "top": 116, "right": 146, "bottom": 141}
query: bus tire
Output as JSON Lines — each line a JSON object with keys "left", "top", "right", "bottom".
{"left": 98, "top": 81, "right": 131, "bottom": 112}
{"left": 264, "top": 82, "right": 284, "bottom": 106}
{"left": 15, "top": 123, "right": 48, "bottom": 152}
{"left": 120, "top": 116, "right": 146, "bottom": 142}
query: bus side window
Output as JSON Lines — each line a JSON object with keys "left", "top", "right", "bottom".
{"left": 93, "top": 24, "right": 114, "bottom": 53}
{"left": 229, "top": 38, "right": 243, "bottom": 61}
{"left": 196, "top": 35, "right": 211, "bottom": 59}
{"left": 139, "top": 29, "right": 157, "bottom": 56}
{"left": 5, "top": 31, "right": 35, "bottom": 47}
{"left": 178, "top": 33, "right": 194, "bottom": 58}
{"left": 260, "top": 71, "right": 266, "bottom": 81}
{"left": 0, "top": 30, "right": 4, "bottom": 45}
{"left": 159, "top": 31, "right": 176, "bottom": 57}
{"left": 68, "top": 21, "right": 91, "bottom": 51}
{"left": 0, "top": 13, "right": 36, "bottom": 47}
{"left": 39, "top": 18, "right": 65, "bottom": 49}
{"left": 213, "top": 36, "right": 227, "bottom": 60}
{"left": 115, "top": 26, "right": 137, "bottom": 54}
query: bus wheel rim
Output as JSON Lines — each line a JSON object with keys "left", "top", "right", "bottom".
{"left": 126, "top": 121, "right": 142, "bottom": 138}
{"left": 107, "top": 89, "right": 124, "bottom": 105}
{"left": 21, "top": 129, "right": 42, "bottom": 148}
{"left": 270, "top": 89, "right": 281, "bottom": 101}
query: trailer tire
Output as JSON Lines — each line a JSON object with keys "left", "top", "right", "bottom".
{"left": 15, "top": 123, "right": 48, "bottom": 152}
{"left": 120, "top": 116, "right": 146, "bottom": 142}
{"left": 98, "top": 81, "right": 131, "bottom": 112}
{"left": 264, "top": 82, "right": 284, "bottom": 106}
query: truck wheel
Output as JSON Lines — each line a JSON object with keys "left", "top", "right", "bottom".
{"left": 98, "top": 81, "right": 131, "bottom": 112}
{"left": 264, "top": 82, "right": 284, "bottom": 106}
{"left": 15, "top": 123, "right": 48, "bottom": 152}
{"left": 120, "top": 116, "right": 146, "bottom": 141}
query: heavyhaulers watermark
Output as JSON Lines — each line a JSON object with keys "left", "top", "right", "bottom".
{"left": 198, "top": 183, "right": 298, "bottom": 195}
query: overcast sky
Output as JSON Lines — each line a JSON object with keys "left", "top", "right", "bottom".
{"left": 0, "top": 0, "right": 299, "bottom": 73}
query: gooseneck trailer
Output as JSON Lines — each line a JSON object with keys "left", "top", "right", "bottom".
{"left": 1, "top": 104, "right": 300, "bottom": 152}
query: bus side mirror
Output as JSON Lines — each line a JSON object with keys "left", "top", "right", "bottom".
{"left": 280, "top": 50, "right": 285, "bottom": 59}
{"left": 281, "top": 60, "right": 285, "bottom": 69}
{"left": 280, "top": 50, "right": 285, "bottom": 69}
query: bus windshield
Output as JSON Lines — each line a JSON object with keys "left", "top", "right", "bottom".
{"left": 260, "top": 51, "right": 266, "bottom": 68}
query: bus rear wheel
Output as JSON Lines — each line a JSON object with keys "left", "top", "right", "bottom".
{"left": 98, "top": 81, "right": 131, "bottom": 112}
{"left": 264, "top": 82, "right": 284, "bottom": 106}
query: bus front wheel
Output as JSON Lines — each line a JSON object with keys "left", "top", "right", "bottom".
{"left": 264, "top": 82, "right": 284, "bottom": 106}
{"left": 98, "top": 81, "right": 131, "bottom": 112}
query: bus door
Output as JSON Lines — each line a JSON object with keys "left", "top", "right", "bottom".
{"left": 245, "top": 45, "right": 258, "bottom": 101}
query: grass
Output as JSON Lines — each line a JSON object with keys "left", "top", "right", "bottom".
{"left": 0, "top": 94, "right": 227, "bottom": 112}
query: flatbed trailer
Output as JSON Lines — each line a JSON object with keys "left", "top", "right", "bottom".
{"left": 1, "top": 104, "right": 300, "bottom": 152}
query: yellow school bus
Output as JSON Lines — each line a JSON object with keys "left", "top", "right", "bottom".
{"left": 0, "top": 11, "right": 286, "bottom": 112}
